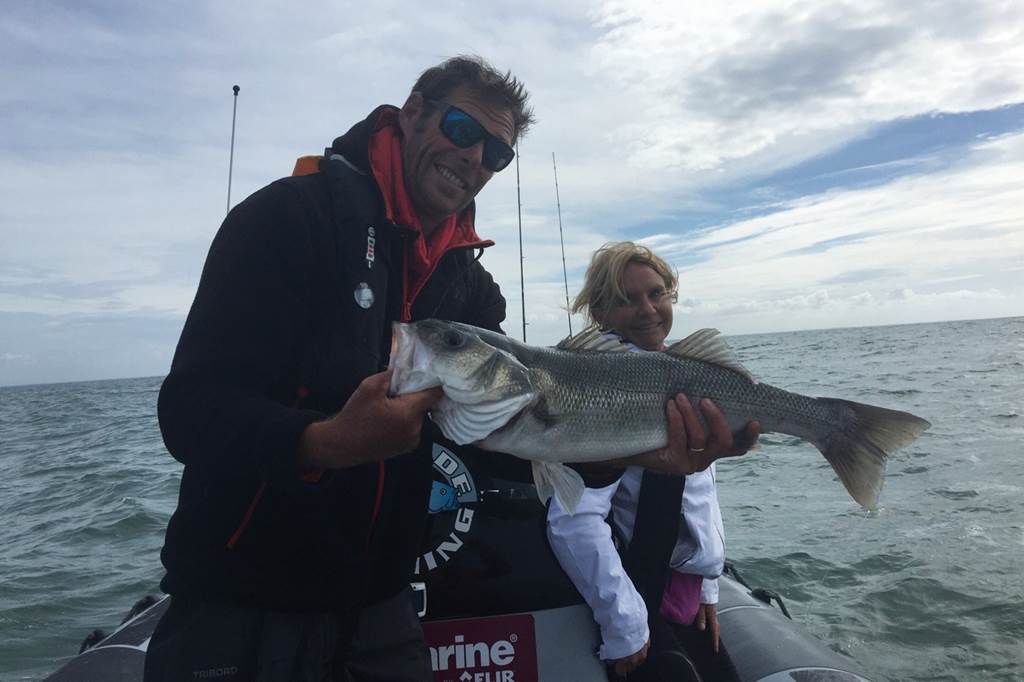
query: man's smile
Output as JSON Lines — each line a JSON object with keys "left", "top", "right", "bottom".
{"left": 435, "top": 163, "right": 468, "bottom": 190}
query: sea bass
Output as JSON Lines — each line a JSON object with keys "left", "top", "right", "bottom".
{"left": 388, "top": 319, "right": 930, "bottom": 513}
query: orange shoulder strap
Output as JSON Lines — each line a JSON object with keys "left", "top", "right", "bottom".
{"left": 292, "top": 155, "right": 322, "bottom": 177}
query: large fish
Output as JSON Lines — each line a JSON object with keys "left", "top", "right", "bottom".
{"left": 389, "top": 319, "right": 930, "bottom": 512}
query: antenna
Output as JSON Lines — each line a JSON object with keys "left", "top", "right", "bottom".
{"left": 552, "top": 153, "right": 573, "bottom": 337}
{"left": 226, "top": 85, "right": 240, "bottom": 216}
{"left": 516, "top": 143, "right": 527, "bottom": 342}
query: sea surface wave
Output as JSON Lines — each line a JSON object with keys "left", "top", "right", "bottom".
{"left": 1, "top": 316, "right": 1022, "bottom": 680}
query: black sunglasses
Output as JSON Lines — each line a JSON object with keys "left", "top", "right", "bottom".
{"left": 429, "top": 100, "right": 516, "bottom": 172}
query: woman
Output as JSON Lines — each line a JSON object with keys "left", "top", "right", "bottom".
{"left": 547, "top": 241, "right": 745, "bottom": 681}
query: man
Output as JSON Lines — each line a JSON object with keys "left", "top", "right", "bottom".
{"left": 147, "top": 55, "right": 754, "bottom": 681}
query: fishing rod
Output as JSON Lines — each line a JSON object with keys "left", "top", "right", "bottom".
{"left": 226, "top": 84, "right": 240, "bottom": 216}
{"left": 552, "top": 153, "right": 573, "bottom": 337}
{"left": 516, "top": 143, "right": 527, "bottom": 342}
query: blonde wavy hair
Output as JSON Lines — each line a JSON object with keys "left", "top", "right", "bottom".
{"left": 572, "top": 241, "right": 678, "bottom": 327}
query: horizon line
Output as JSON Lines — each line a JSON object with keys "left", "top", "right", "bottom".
{"left": 2, "top": 314, "right": 1020, "bottom": 390}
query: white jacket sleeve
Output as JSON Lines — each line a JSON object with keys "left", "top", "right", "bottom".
{"left": 546, "top": 479, "right": 649, "bottom": 661}
{"left": 700, "top": 576, "right": 719, "bottom": 604}
{"left": 671, "top": 464, "right": 726, "bottom": 583}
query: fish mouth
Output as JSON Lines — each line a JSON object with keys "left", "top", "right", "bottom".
{"left": 388, "top": 323, "right": 411, "bottom": 396}
{"left": 388, "top": 322, "right": 442, "bottom": 396}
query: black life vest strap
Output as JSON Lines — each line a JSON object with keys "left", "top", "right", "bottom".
{"left": 623, "top": 472, "right": 685, "bottom": 611}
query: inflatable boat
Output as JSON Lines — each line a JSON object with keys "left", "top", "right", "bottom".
{"left": 46, "top": 441, "right": 873, "bottom": 682}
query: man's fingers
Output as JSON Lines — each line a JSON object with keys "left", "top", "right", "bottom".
{"left": 695, "top": 606, "right": 706, "bottom": 630}
{"left": 362, "top": 369, "right": 394, "bottom": 394}
{"left": 374, "top": 369, "right": 443, "bottom": 412}
{"left": 397, "top": 385, "right": 444, "bottom": 413}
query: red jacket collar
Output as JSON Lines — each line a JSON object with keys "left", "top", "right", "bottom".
{"left": 365, "top": 108, "right": 494, "bottom": 319}
{"left": 366, "top": 108, "right": 492, "bottom": 251}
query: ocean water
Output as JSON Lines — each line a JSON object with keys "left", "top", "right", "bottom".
{"left": 1, "top": 316, "right": 1022, "bottom": 681}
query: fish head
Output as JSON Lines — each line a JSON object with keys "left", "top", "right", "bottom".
{"left": 389, "top": 319, "right": 533, "bottom": 405}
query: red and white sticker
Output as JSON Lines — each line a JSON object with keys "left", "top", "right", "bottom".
{"left": 423, "top": 613, "right": 538, "bottom": 682}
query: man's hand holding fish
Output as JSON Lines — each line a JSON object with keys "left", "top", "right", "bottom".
{"left": 298, "top": 370, "right": 444, "bottom": 471}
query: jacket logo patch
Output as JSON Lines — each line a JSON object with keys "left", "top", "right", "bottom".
{"left": 354, "top": 282, "right": 375, "bottom": 309}
{"left": 366, "top": 226, "right": 376, "bottom": 269}
{"left": 415, "top": 444, "right": 478, "bottom": 577}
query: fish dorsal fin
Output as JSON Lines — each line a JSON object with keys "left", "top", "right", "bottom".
{"left": 665, "top": 328, "right": 755, "bottom": 381}
{"left": 556, "top": 325, "right": 633, "bottom": 353}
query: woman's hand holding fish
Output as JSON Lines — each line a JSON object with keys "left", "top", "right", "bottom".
{"left": 696, "top": 396, "right": 761, "bottom": 462}
{"left": 298, "top": 370, "right": 444, "bottom": 470}
{"left": 629, "top": 394, "right": 760, "bottom": 475}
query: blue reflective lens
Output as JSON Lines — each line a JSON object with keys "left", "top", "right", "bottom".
{"left": 441, "top": 109, "right": 483, "bottom": 147}
{"left": 437, "top": 106, "right": 515, "bottom": 172}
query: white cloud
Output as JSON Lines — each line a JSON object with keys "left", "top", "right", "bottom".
{"left": 1, "top": 1, "right": 1022, "bottom": 383}
{"left": 645, "top": 134, "right": 1022, "bottom": 334}
{"left": 585, "top": 0, "right": 1024, "bottom": 171}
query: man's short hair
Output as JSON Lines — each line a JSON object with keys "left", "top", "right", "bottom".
{"left": 412, "top": 55, "right": 535, "bottom": 143}
{"left": 573, "top": 241, "right": 679, "bottom": 326}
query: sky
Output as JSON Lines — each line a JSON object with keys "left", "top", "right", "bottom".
{"left": 1, "top": 0, "right": 1022, "bottom": 386}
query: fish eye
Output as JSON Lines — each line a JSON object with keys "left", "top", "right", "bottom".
{"left": 442, "top": 330, "right": 464, "bottom": 348}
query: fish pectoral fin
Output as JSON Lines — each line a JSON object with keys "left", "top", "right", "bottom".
{"left": 531, "top": 461, "right": 585, "bottom": 514}
{"left": 431, "top": 393, "right": 536, "bottom": 445}
{"left": 664, "top": 328, "right": 755, "bottom": 381}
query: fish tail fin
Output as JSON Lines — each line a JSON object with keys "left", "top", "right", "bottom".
{"left": 532, "top": 461, "right": 586, "bottom": 514}
{"left": 815, "top": 398, "right": 931, "bottom": 510}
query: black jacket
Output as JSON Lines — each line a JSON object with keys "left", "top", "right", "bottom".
{"left": 157, "top": 106, "right": 506, "bottom": 612}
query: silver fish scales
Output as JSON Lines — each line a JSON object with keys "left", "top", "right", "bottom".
{"left": 389, "top": 320, "right": 931, "bottom": 512}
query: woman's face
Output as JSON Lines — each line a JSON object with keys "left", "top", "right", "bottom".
{"left": 598, "top": 262, "right": 674, "bottom": 351}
